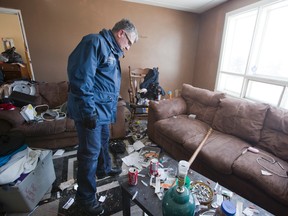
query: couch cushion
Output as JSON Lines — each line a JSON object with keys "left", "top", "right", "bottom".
{"left": 184, "top": 130, "right": 250, "bottom": 174}
{"left": 181, "top": 84, "right": 225, "bottom": 125}
{"left": 0, "top": 108, "right": 25, "bottom": 127}
{"left": 212, "top": 97, "right": 268, "bottom": 143}
{"left": 232, "top": 150, "right": 288, "bottom": 206}
{"left": 11, "top": 119, "right": 67, "bottom": 136}
{"left": 38, "top": 81, "right": 69, "bottom": 108}
{"left": 257, "top": 106, "right": 288, "bottom": 162}
{"left": 154, "top": 115, "right": 210, "bottom": 146}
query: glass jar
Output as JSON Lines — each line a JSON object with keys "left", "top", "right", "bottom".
{"left": 214, "top": 200, "right": 236, "bottom": 216}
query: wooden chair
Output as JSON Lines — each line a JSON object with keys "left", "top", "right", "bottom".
{"left": 128, "top": 66, "right": 151, "bottom": 121}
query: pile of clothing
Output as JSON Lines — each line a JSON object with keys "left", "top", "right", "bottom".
{"left": 0, "top": 134, "right": 43, "bottom": 186}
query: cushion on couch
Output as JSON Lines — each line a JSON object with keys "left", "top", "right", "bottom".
{"left": 11, "top": 119, "right": 67, "bottom": 136}
{"left": 38, "top": 81, "right": 69, "bottom": 108}
{"left": 154, "top": 115, "right": 210, "bottom": 146}
{"left": 257, "top": 106, "right": 288, "bottom": 162}
{"left": 181, "top": 84, "right": 225, "bottom": 125}
{"left": 232, "top": 150, "right": 288, "bottom": 206}
{"left": 212, "top": 97, "right": 268, "bottom": 143}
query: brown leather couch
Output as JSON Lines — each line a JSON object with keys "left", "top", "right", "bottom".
{"left": 147, "top": 83, "right": 288, "bottom": 215}
{"left": 0, "top": 81, "right": 130, "bottom": 149}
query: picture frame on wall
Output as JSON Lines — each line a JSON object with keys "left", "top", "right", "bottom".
{"left": 2, "top": 38, "right": 14, "bottom": 50}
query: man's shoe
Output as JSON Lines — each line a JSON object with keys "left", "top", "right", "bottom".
{"left": 97, "top": 168, "right": 122, "bottom": 179}
{"left": 76, "top": 200, "right": 104, "bottom": 216}
{"left": 107, "top": 167, "right": 122, "bottom": 176}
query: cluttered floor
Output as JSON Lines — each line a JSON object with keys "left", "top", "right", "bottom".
{"left": 3, "top": 120, "right": 151, "bottom": 216}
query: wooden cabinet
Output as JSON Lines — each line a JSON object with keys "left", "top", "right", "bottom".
{"left": 0, "top": 63, "right": 29, "bottom": 82}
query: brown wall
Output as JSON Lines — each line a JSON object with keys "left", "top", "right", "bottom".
{"left": 0, "top": 0, "right": 198, "bottom": 101}
{"left": 0, "top": 0, "right": 261, "bottom": 99}
{"left": 194, "top": 0, "right": 261, "bottom": 91}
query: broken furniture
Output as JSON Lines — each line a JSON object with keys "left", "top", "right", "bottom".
{"left": 147, "top": 83, "right": 288, "bottom": 215}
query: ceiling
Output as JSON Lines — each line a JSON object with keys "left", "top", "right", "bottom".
{"left": 123, "top": 0, "right": 229, "bottom": 13}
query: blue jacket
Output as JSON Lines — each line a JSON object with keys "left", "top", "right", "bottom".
{"left": 67, "top": 29, "right": 124, "bottom": 124}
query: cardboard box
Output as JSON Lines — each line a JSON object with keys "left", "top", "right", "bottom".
{"left": 0, "top": 150, "right": 56, "bottom": 213}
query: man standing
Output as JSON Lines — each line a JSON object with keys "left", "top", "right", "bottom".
{"left": 67, "top": 19, "right": 138, "bottom": 215}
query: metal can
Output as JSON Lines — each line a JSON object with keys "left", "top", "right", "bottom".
{"left": 128, "top": 168, "right": 138, "bottom": 186}
{"left": 149, "top": 158, "right": 159, "bottom": 176}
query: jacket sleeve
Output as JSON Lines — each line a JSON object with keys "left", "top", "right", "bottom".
{"left": 67, "top": 37, "right": 101, "bottom": 119}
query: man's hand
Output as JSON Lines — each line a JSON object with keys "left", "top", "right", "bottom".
{"left": 83, "top": 116, "right": 97, "bottom": 129}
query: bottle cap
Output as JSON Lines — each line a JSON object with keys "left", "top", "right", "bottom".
{"left": 221, "top": 200, "right": 236, "bottom": 216}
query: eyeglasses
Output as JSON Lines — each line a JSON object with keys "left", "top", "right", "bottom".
{"left": 124, "top": 32, "right": 133, "bottom": 46}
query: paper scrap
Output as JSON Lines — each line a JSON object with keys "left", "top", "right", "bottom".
{"left": 243, "top": 207, "right": 254, "bottom": 216}
{"left": 62, "top": 198, "right": 74, "bottom": 209}
{"left": 261, "top": 170, "right": 272, "bottom": 176}
{"left": 54, "top": 149, "right": 65, "bottom": 156}
{"left": 121, "top": 152, "right": 142, "bottom": 169}
{"left": 99, "top": 195, "right": 106, "bottom": 202}
{"left": 133, "top": 140, "right": 145, "bottom": 151}
{"left": 59, "top": 179, "right": 75, "bottom": 191}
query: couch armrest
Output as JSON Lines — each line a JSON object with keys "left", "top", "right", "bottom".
{"left": 0, "top": 108, "right": 25, "bottom": 128}
{"left": 147, "top": 97, "right": 187, "bottom": 142}
{"left": 148, "top": 97, "right": 187, "bottom": 121}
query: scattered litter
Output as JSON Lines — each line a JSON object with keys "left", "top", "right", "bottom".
{"left": 132, "top": 191, "right": 138, "bottom": 200}
{"left": 62, "top": 198, "right": 74, "bottom": 209}
{"left": 99, "top": 195, "right": 106, "bottom": 203}
{"left": 261, "top": 170, "right": 272, "bottom": 176}
{"left": 141, "top": 180, "right": 148, "bottom": 187}
{"left": 59, "top": 179, "right": 75, "bottom": 191}
{"left": 138, "top": 174, "right": 145, "bottom": 177}
{"left": 133, "top": 140, "right": 145, "bottom": 151}
{"left": 243, "top": 207, "right": 254, "bottom": 216}
{"left": 73, "top": 183, "right": 78, "bottom": 190}
{"left": 54, "top": 149, "right": 65, "bottom": 156}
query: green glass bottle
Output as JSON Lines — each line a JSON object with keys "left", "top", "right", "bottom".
{"left": 162, "top": 160, "right": 195, "bottom": 216}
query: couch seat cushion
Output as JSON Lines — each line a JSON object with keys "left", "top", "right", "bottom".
{"left": 154, "top": 115, "right": 210, "bottom": 146}
{"left": 232, "top": 150, "right": 288, "bottom": 206}
{"left": 212, "top": 97, "right": 268, "bottom": 143}
{"left": 11, "top": 119, "right": 67, "bottom": 136}
{"left": 257, "top": 106, "right": 288, "bottom": 162}
{"left": 184, "top": 130, "right": 250, "bottom": 174}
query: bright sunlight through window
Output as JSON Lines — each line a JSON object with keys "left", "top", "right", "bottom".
{"left": 216, "top": 0, "right": 288, "bottom": 109}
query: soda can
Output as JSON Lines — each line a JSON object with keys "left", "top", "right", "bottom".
{"left": 149, "top": 158, "right": 159, "bottom": 176}
{"left": 128, "top": 168, "right": 138, "bottom": 186}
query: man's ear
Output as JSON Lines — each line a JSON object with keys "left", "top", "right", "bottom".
{"left": 117, "top": 29, "right": 125, "bottom": 39}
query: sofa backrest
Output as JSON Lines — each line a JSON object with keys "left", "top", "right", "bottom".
{"left": 34, "top": 81, "right": 69, "bottom": 108}
{"left": 257, "top": 106, "right": 288, "bottom": 162}
{"left": 212, "top": 97, "right": 269, "bottom": 143}
{"left": 181, "top": 84, "right": 225, "bottom": 125}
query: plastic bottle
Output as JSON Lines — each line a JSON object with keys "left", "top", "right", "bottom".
{"left": 214, "top": 200, "right": 236, "bottom": 216}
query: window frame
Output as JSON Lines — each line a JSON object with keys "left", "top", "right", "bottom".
{"left": 215, "top": 0, "right": 288, "bottom": 109}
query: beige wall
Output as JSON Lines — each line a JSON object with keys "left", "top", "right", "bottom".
{"left": 0, "top": 0, "right": 262, "bottom": 99}
{"left": 193, "top": 0, "right": 261, "bottom": 91}
{"left": 0, "top": 13, "right": 26, "bottom": 62}
{"left": 0, "top": 0, "right": 198, "bottom": 101}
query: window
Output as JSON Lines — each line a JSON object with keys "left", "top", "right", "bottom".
{"left": 215, "top": 0, "right": 288, "bottom": 109}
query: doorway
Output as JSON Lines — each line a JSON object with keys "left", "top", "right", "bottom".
{"left": 0, "top": 7, "right": 34, "bottom": 81}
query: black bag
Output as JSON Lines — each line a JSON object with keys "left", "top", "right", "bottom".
{"left": 1, "top": 47, "right": 24, "bottom": 64}
{"left": 9, "top": 91, "right": 37, "bottom": 107}
{"left": 139, "top": 68, "right": 165, "bottom": 101}
{"left": 109, "top": 140, "right": 126, "bottom": 154}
